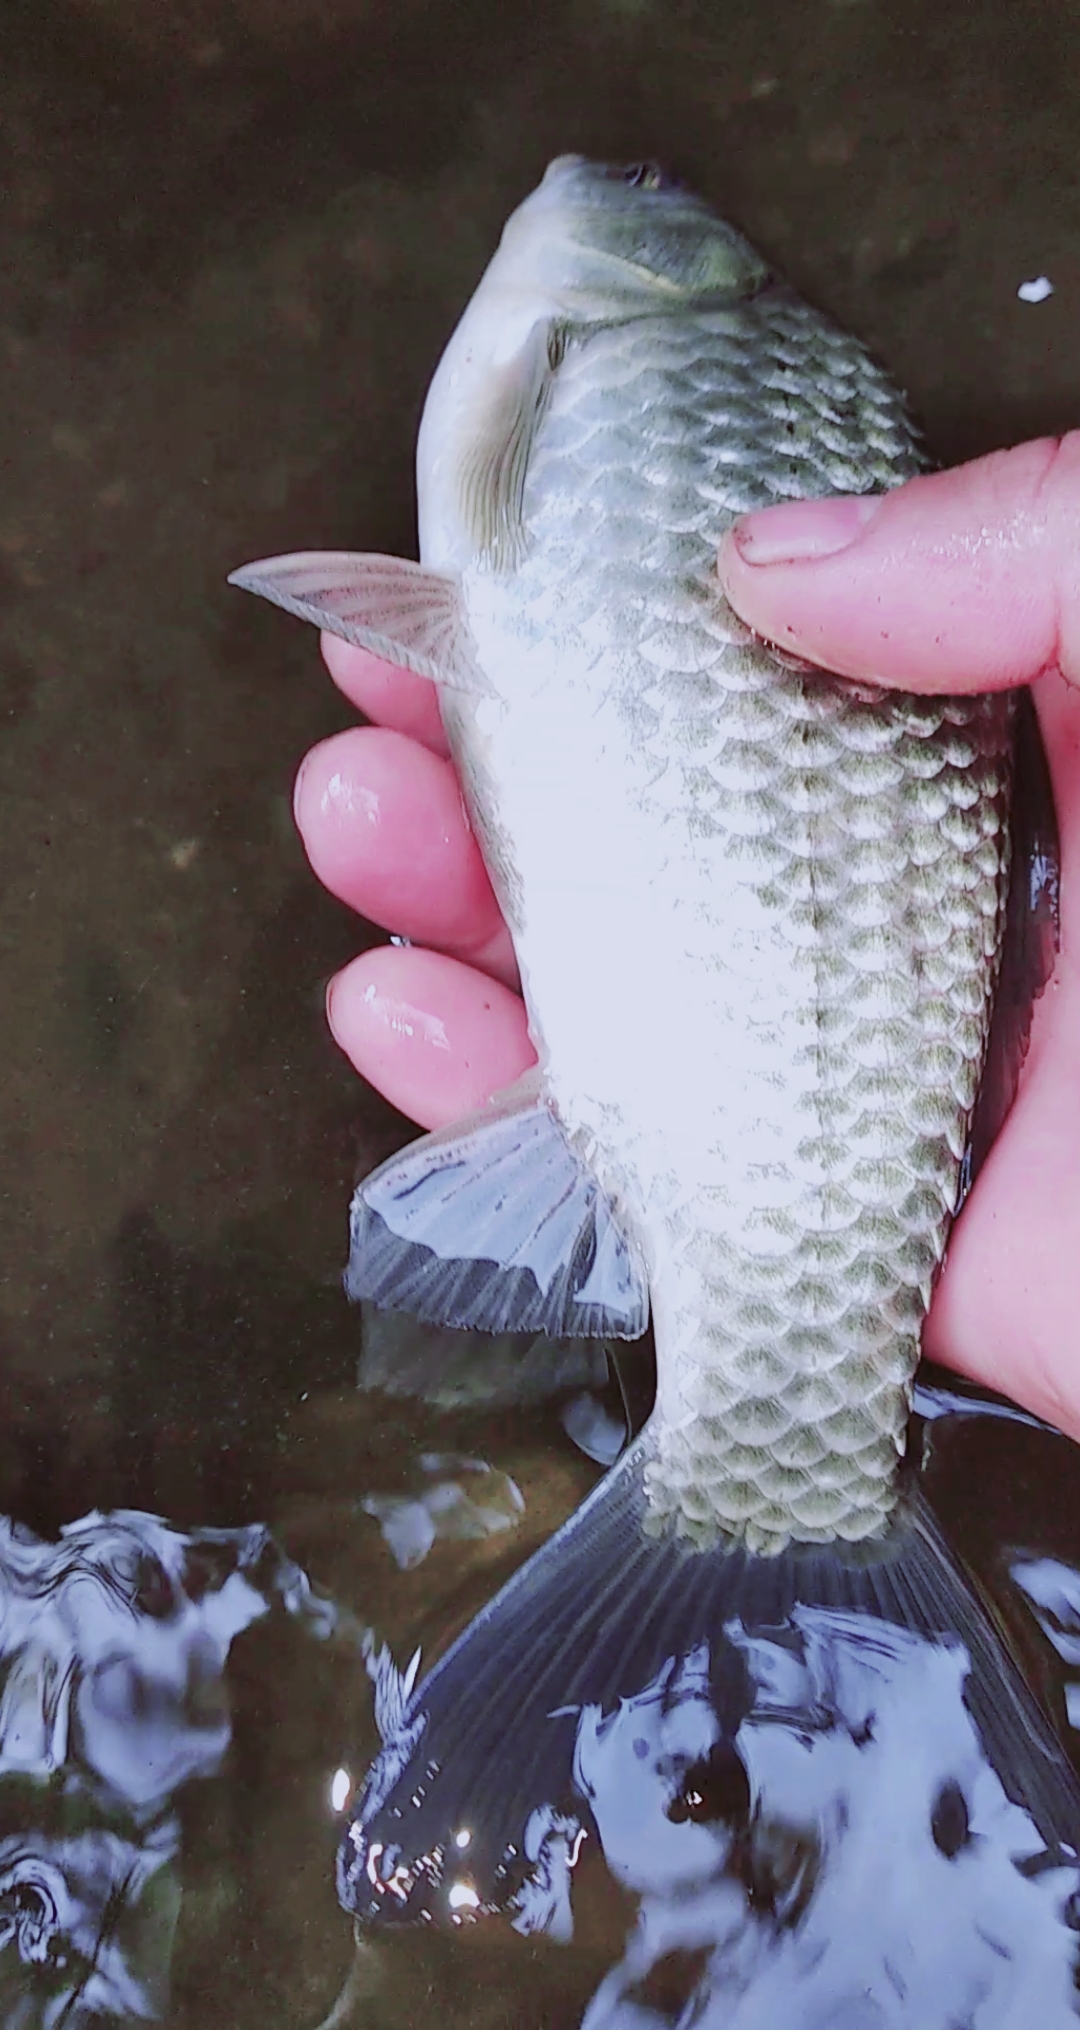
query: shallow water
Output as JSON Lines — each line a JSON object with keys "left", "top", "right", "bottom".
{"left": 4, "top": 0, "right": 1080, "bottom": 2021}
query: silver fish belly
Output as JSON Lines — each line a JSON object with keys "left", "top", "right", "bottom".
{"left": 439, "top": 311, "right": 1012, "bottom": 1554}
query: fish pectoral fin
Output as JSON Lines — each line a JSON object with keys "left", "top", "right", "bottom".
{"left": 456, "top": 317, "right": 566, "bottom": 570}
{"left": 227, "top": 551, "right": 492, "bottom": 693}
{"left": 345, "top": 1073, "right": 650, "bottom": 1339}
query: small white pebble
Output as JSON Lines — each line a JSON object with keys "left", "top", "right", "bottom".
{"left": 330, "top": 1766, "right": 351, "bottom": 1813}
{"left": 168, "top": 838, "right": 200, "bottom": 871}
{"left": 1017, "top": 276, "right": 1054, "bottom": 303}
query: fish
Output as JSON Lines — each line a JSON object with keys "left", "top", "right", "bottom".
{"left": 230, "top": 158, "right": 1079, "bottom": 2012}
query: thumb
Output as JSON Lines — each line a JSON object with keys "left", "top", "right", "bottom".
{"left": 718, "top": 435, "right": 1080, "bottom": 693}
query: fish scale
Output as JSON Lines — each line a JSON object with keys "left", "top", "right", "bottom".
{"left": 450, "top": 294, "right": 1013, "bottom": 1554}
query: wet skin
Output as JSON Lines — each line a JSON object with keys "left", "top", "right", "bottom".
{"left": 292, "top": 436, "right": 1080, "bottom": 1441}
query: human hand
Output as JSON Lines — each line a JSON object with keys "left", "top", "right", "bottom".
{"left": 293, "top": 436, "right": 1080, "bottom": 1438}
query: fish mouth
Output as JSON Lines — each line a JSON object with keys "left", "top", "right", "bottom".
{"left": 537, "top": 154, "right": 701, "bottom": 209}
{"left": 542, "top": 155, "right": 683, "bottom": 194}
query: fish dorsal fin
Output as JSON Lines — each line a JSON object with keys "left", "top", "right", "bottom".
{"left": 957, "top": 689, "right": 1060, "bottom": 1209}
{"left": 455, "top": 319, "right": 565, "bottom": 571}
{"left": 227, "top": 551, "right": 491, "bottom": 693}
{"left": 345, "top": 1073, "right": 649, "bottom": 1340}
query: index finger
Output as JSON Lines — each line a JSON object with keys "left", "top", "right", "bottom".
{"left": 321, "top": 632, "right": 450, "bottom": 755}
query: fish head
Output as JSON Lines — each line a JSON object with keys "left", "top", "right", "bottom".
{"left": 493, "top": 155, "right": 770, "bottom": 318}
{"left": 417, "top": 157, "right": 769, "bottom": 571}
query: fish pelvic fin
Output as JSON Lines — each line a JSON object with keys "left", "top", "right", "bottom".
{"left": 345, "top": 1073, "right": 649, "bottom": 1340}
{"left": 340, "top": 1431, "right": 1080, "bottom": 2024}
{"left": 227, "top": 550, "right": 492, "bottom": 693}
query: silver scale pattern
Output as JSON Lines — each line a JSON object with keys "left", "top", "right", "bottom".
{"left": 463, "top": 290, "right": 1014, "bottom": 1555}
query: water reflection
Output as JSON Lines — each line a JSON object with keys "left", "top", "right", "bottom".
{"left": 4, "top": 1470, "right": 1080, "bottom": 2023}
{"left": 569, "top": 1615, "right": 1079, "bottom": 2026}
{"left": 0, "top": 1510, "right": 336, "bottom": 2024}
{"left": 349, "top": 1575, "right": 1080, "bottom": 2026}
{"left": 1013, "top": 1558, "right": 1080, "bottom": 1731}
{"left": 361, "top": 1454, "right": 525, "bottom": 1571}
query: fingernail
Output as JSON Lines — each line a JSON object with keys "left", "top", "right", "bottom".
{"left": 730, "top": 492, "right": 882, "bottom": 566}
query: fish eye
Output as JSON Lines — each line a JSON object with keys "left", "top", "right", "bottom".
{"left": 930, "top": 1778, "right": 971, "bottom": 1859}
{"left": 622, "top": 161, "right": 669, "bottom": 192}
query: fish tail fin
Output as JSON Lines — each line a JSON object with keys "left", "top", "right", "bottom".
{"left": 339, "top": 1434, "right": 1080, "bottom": 1956}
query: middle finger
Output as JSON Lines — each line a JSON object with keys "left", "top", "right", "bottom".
{"left": 294, "top": 724, "right": 518, "bottom": 986}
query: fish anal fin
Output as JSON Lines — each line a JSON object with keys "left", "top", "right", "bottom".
{"left": 227, "top": 551, "right": 491, "bottom": 694}
{"left": 345, "top": 1077, "right": 649, "bottom": 1340}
